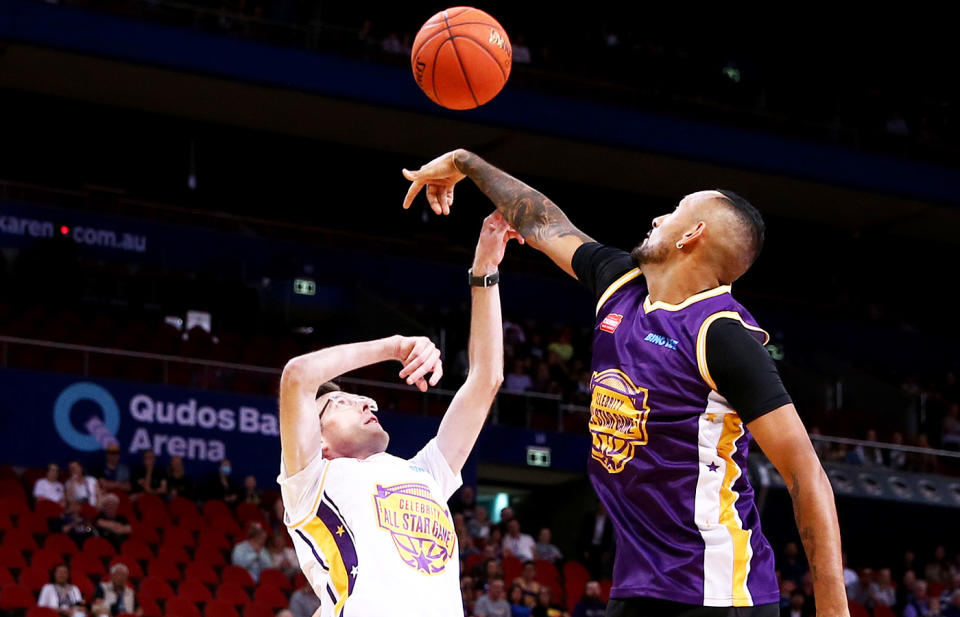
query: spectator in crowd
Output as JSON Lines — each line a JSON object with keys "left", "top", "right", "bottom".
{"left": 926, "top": 546, "right": 952, "bottom": 585}
{"left": 474, "top": 578, "right": 511, "bottom": 617}
{"left": 572, "top": 581, "right": 606, "bottom": 617}
{"left": 509, "top": 584, "right": 533, "bottom": 617}
{"left": 547, "top": 328, "right": 574, "bottom": 362}
{"left": 511, "top": 35, "right": 532, "bottom": 64}
{"left": 503, "top": 520, "right": 536, "bottom": 561}
{"left": 206, "top": 459, "right": 239, "bottom": 503}
{"left": 799, "top": 572, "right": 815, "bottom": 613}
{"left": 130, "top": 450, "right": 166, "bottom": 496}
{"left": 34, "top": 462, "right": 65, "bottom": 506}
{"left": 944, "top": 590, "right": 960, "bottom": 617}
{"left": 529, "top": 364, "right": 555, "bottom": 394}
{"left": 780, "top": 542, "right": 808, "bottom": 586}
{"left": 847, "top": 568, "right": 875, "bottom": 611}
{"left": 92, "top": 563, "right": 138, "bottom": 616}
{"left": 242, "top": 474, "right": 261, "bottom": 505}
{"left": 853, "top": 429, "right": 884, "bottom": 466}
{"left": 898, "top": 570, "right": 918, "bottom": 615}
{"left": 166, "top": 456, "right": 193, "bottom": 500}
{"left": 467, "top": 506, "right": 492, "bottom": 541}
{"left": 61, "top": 499, "right": 96, "bottom": 544}
{"left": 231, "top": 524, "right": 273, "bottom": 582}
{"left": 267, "top": 532, "right": 298, "bottom": 578}
{"left": 450, "top": 485, "right": 476, "bottom": 519}
{"left": 887, "top": 432, "right": 908, "bottom": 470}
{"left": 498, "top": 507, "right": 516, "bottom": 530}
{"left": 512, "top": 561, "right": 542, "bottom": 607}
{"left": 95, "top": 493, "right": 131, "bottom": 550}
{"left": 911, "top": 434, "right": 939, "bottom": 473}
{"left": 943, "top": 403, "right": 960, "bottom": 450}
{"left": 531, "top": 587, "right": 567, "bottom": 617}
{"left": 778, "top": 579, "right": 797, "bottom": 610}
{"left": 942, "top": 575, "right": 960, "bottom": 611}
{"left": 473, "top": 557, "right": 505, "bottom": 592}
{"left": 578, "top": 504, "right": 614, "bottom": 578}
{"left": 534, "top": 528, "right": 562, "bottom": 563}
{"left": 461, "top": 575, "right": 477, "bottom": 617}
{"left": 38, "top": 564, "right": 85, "bottom": 616}
{"left": 288, "top": 579, "right": 320, "bottom": 617}
{"left": 505, "top": 359, "right": 533, "bottom": 392}
{"left": 905, "top": 579, "right": 943, "bottom": 617}
{"left": 65, "top": 461, "right": 99, "bottom": 507}
{"left": 871, "top": 568, "right": 897, "bottom": 607}
{"left": 780, "top": 588, "right": 809, "bottom": 617}
{"left": 899, "top": 550, "right": 920, "bottom": 582}
{"left": 842, "top": 552, "right": 858, "bottom": 588}
{"left": 97, "top": 444, "right": 131, "bottom": 493}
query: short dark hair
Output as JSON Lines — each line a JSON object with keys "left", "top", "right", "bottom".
{"left": 315, "top": 381, "right": 341, "bottom": 400}
{"left": 714, "top": 189, "right": 765, "bottom": 265}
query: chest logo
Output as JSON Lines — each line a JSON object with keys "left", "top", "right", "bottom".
{"left": 599, "top": 313, "right": 623, "bottom": 333}
{"left": 373, "top": 482, "right": 456, "bottom": 575}
{"left": 589, "top": 369, "right": 650, "bottom": 474}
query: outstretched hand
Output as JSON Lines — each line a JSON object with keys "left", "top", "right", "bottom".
{"left": 473, "top": 211, "right": 524, "bottom": 274}
{"left": 402, "top": 149, "right": 465, "bottom": 215}
{"left": 394, "top": 336, "right": 443, "bottom": 392}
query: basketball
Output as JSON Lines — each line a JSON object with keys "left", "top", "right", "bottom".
{"left": 411, "top": 7, "right": 512, "bottom": 110}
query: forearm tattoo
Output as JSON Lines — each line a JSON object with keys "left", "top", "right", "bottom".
{"left": 454, "top": 151, "right": 593, "bottom": 246}
{"left": 789, "top": 471, "right": 819, "bottom": 583}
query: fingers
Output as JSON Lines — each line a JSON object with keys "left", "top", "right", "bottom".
{"left": 398, "top": 338, "right": 431, "bottom": 378}
{"left": 439, "top": 186, "right": 453, "bottom": 215}
{"left": 406, "top": 347, "right": 441, "bottom": 386}
{"left": 403, "top": 179, "right": 425, "bottom": 210}
{"left": 426, "top": 185, "right": 443, "bottom": 215}
{"left": 428, "top": 360, "right": 444, "bottom": 386}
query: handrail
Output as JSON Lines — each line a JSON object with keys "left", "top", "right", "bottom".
{"left": 808, "top": 434, "right": 960, "bottom": 460}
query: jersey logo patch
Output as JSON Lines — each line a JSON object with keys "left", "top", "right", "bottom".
{"left": 643, "top": 332, "right": 679, "bottom": 351}
{"left": 409, "top": 465, "right": 426, "bottom": 473}
{"left": 373, "top": 483, "right": 456, "bottom": 575}
{"left": 589, "top": 369, "right": 651, "bottom": 474}
{"left": 599, "top": 313, "right": 623, "bottom": 333}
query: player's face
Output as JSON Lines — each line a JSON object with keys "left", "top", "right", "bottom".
{"left": 317, "top": 392, "right": 389, "bottom": 459}
{"left": 631, "top": 192, "right": 720, "bottom": 266}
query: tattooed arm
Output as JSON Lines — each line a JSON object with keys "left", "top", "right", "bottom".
{"left": 749, "top": 404, "right": 849, "bottom": 617}
{"left": 402, "top": 149, "right": 593, "bottom": 277}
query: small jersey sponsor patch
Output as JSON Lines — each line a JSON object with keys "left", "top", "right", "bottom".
{"left": 600, "top": 313, "right": 623, "bottom": 333}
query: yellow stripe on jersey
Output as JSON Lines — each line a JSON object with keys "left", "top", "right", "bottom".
{"left": 288, "top": 463, "right": 331, "bottom": 529}
{"left": 643, "top": 285, "right": 732, "bottom": 314}
{"left": 596, "top": 268, "right": 642, "bottom": 315}
{"left": 302, "top": 512, "right": 351, "bottom": 615}
{"left": 717, "top": 414, "right": 753, "bottom": 607}
{"left": 695, "top": 311, "right": 772, "bottom": 391}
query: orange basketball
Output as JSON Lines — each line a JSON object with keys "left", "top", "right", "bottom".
{"left": 411, "top": 7, "right": 512, "bottom": 110}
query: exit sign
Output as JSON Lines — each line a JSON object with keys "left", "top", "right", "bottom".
{"left": 526, "top": 446, "right": 551, "bottom": 467}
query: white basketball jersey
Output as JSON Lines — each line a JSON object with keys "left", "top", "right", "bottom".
{"left": 278, "top": 438, "right": 463, "bottom": 617}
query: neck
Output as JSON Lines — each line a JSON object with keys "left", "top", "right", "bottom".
{"left": 642, "top": 260, "right": 720, "bottom": 305}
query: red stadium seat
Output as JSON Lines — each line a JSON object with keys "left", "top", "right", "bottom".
{"left": 0, "top": 546, "right": 27, "bottom": 570}
{"left": 2, "top": 528, "right": 39, "bottom": 552}
{"left": 197, "top": 529, "right": 231, "bottom": 552}
{"left": 33, "top": 500, "right": 64, "bottom": 520}
{"left": 17, "top": 566, "right": 50, "bottom": 593}
{"left": 168, "top": 498, "right": 201, "bottom": 522}
{"left": 166, "top": 596, "right": 203, "bottom": 617}
{"left": 464, "top": 552, "right": 484, "bottom": 572}
{"left": 131, "top": 522, "right": 161, "bottom": 545}
{"left": 192, "top": 548, "right": 227, "bottom": 568}
{"left": 205, "top": 599, "right": 240, "bottom": 617}
{"left": 0, "top": 496, "right": 31, "bottom": 520}
{"left": 176, "top": 512, "right": 206, "bottom": 532}
{"left": 242, "top": 603, "right": 273, "bottom": 617}
{"left": 534, "top": 559, "right": 559, "bottom": 585}
{"left": 109, "top": 555, "right": 145, "bottom": 580}
{"left": 163, "top": 526, "right": 197, "bottom": 549}
{"left": 210, "top": 516, "right": 242, "bottom": 538}
{"left": 83, "top": 537, "right": 117, "bottom": 560}
{"left": 252, "top": 584, "right": 287, "bottom": 610}
{"left": 178, "top": 579, "right": 214, "bottom": 604}
{"left": 235, "top": 504, "right": 267, "bottom": 529}
{"left": 138, "top": 596, "right": 162, "bottom": 617}
{"left": 258, "top": 569, "right": 290, "bottom": 592}
{"left": 138, "top": 576, "right": 175, "bottom": 602}
{"left": 0, "top": 513, "right": 14, "bottom": 531}
{"left": 17, "top": 512, "right": 53, "bottom": 535}
{"left": 293, "top": 573, "right": 307, "bottom": 591}
{"left": 0, "top": 567, "right": 15, "bottom": 586}
{"left": 848, "top": 600, "right": 870, "bottom": 617}
{"left": 157, "top": 545, "right": 191, "bottom": 565}
{"left": 136, "top": 494, "right": 171, "bottom": 528}
{"left": 43, "top": 534, "right": 79, "bottom": 557}
{"left": 146, "top": 558, "right": 181, "bottom": 583}
{"left": 0, "top": 465, "right": 18, "bottom": 480}
{"left": 0, "top": 583, "right": 36, "bottom": 610}
{"left": 70, "top": 552, "right": 107, "bottom": 577}
{"left": 874, "top": 605, "right": 897, "bottom": 617}
{"left": 71, "top": 572, "right": 95, "bottom": 602}
{"left": 27, "top": 607, "right": 60, "bottom": 617}
{"left": 22, "top": 469, "right": 48, "bottom": 491}
{"left": 80, "top": 504, "right": 101, "bottom": 522}
{"left": 120, "top": 538, "right": 154, "bottom": 562}
{"left": 202, "top": 501, "right": 233, "bottom": 522}
{"left": 0, "top": 483, "right": 25, "bottom": 505}
{"left": 600, "top": 580, "right": 612, "bottom": 602}
{"left": 184, "top": 562, "right": 220, "bottom": 587}
{"left": 501, "top": 555, "right": 523, "bottom": 582}
{"left": 221, "top": 566, "right": 256, "bottom": 589}
{"left": 216, "top": 582, "right": 252, "bottom": 606}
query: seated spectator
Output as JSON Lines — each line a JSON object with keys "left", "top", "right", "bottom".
{"left": 95, "top": 493, "right": 132, "bottom": 550}
{"left": 38, "top": 564, "right": 85, "bottom": 616}
{"left": 531, "top": 587, "right": 567, "bottom": 617}
{"left": 926, "top": 546, "right": 952, "bottom": 585}
{"left": 488, "top": 527, "right": 504, "bottom": 558}
{"left": 505, "top": 359, "right": 533, "bottom": 392}
{"left": 943, "top": 575, "right": 960, "bottom": 612}
{"left": 780, "top": 588, "right": 809, "bottom": 617}
{"left": 468, "top": 505, "right": 492, "bottom": 541}
{"left": 97, "top": 444, "right": 131, "bottom": 493}
{"left": 871, "top": 568, "right": 896, "bottom": 607}
{"left": 267, "top": 532, "right": 298, "bottom": 578}
{"left": 534, "top": 528, "right": 562, "bottom": 562}
{"left": 886, "top": 432, "right": 908, "bottom": 470}
{"left": 61, "top": 499, "right": 96, "bottom": 544}
{"left": 130, "top": 450, "right": 166, "bottom": 496}
{"left": 65, "top": 460, "right": 99, "bottom": 507}
{"left": 944, "top": 590, "right": 960, "bottom": 617}
{"left": 842, "top": 553, "right": 858, "bottom": 589}
{"left": 35, "top": 462, "right": 65, "bottom": 506}
{"left": 572, "top": 581, "right": 606, "bottom": 617}
{"left": 779, "top": 579, "right": 797, "bottom": 609}
{"left": 166, "top": 456, "right": 194, "bottom": 500}
{"left": 903, "top": 579, "right": 935, "bottom": 617}
{"left": 847, "top": 568, "right": 875, "bottom": 611}
{"left": 242, "top": 474, "right": 261, "bottom": 505}
{"left": 205, "top": 459, "right": 239, "bottom": 503}
{"left": 461, "top": 575, "right": 478, "bottom": 617}
{"left": 898, "top": 571, "right": 918, "bottom": 615}
{"left": 474, "top": 578, "right": 510, "bottom": 617}
{"left": 472, "top": 556, "right": 505, "bottom": 591}
{"left": 512, "top": 561, "right": 542, "bottom": 608}
{"left": 92, "top": 563, "right": 138, "bottom": 616}
{"left": 509, "top": 584, "right": 533, "bottom": 617}
{"left": 547, "top": 328, "right": 574, "bottom": 362}
{"left": 288, "top": 579, "right": 320, "bottom": 617}
{"left": 231, "top": 524, "right": 273, "bottom": 582}
{"left": 780, "top": 542, "right": 807, "bottom": 586}
{"left": 449, "top": 485, "right": 476, "bottom": 519}
{"left": 578, "top": 504, "right": 614, "bottom": 578}
{"left": 502, "top": 519, "right": 535, "bottom": 561}
{"left": 853, "top": 429, "right": 884, "bottom": 466}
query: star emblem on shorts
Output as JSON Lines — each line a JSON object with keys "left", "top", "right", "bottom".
{"left": 336, "top": 525, "right": 345, "bottom": 537}
{"left": 350, "top": 565, "right": 358, "bottom": 577}
{"left": 707, "top": 462, "right": 719, "bottom": 472}
{"left": 414, "top": 552, "right": 432, "bottom": 572}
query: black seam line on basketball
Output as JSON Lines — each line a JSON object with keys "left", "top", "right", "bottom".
{"left": 441, "top": 11, "right": 479, "bottom": 107}
{"left": 411, "top": 22, "right": 505, "bottom": 60}
{"left": 451, "top": 34, "right": 508, "bottom": 81}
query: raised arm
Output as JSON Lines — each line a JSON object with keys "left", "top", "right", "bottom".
{"left": 435, "top": 212, "right": 520, "bottom": 473}
{"left": 748, "top": 405, "right": 849, "bottom": 617}
{"left": 280, "top": 335, "right": 442, "bottom": 476}
{"left": 403, "top": 149, "right": 593, "bottom": 277}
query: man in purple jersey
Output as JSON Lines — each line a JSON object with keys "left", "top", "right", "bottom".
{"left": 401, "top": 150, "right": 848, "bottom": 617}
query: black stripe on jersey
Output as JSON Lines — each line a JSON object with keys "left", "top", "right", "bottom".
{"left": 294, "top": 528, "right": 330, "bottom": 571}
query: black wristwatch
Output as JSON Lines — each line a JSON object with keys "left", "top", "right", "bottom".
{"left": 468, "top": 268, "right": 500, "bottom": 287}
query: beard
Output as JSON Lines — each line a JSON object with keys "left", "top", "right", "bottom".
{"left": 630, "top": 238, "right": 670, "bottom": 268}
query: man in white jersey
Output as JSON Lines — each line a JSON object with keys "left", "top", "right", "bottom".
{"left": 277, "top": 212, "right": 523, "bottom": 617}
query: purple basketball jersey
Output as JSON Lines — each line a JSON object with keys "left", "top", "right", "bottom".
{"left": 588, "top": 268, "right": 779, "bottom": 607}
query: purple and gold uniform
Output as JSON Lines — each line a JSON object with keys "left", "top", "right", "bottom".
{"left": 575, "top": 244, "right": 787, "bottom": 609}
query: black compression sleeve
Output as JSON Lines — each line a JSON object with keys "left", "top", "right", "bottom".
{"left": 571, "top": 242, "right": 636, "bottom": 300}
{"left": 705, "top": 318, "right": 792, "bottom": 423}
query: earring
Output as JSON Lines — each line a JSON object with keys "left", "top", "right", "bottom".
{"left": 676, "top": 241, "right": 684, "bottom": 249}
